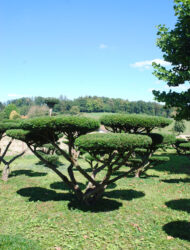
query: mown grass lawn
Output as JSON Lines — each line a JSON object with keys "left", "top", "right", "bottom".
{"left": 0, "top": 153, "right": 189, "bottom": 249}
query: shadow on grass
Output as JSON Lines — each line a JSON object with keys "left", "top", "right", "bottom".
{"left": 36, "top": 160, "right": 64, "bottom": 168}
{"left": 163, "top": 221, "right": 190, "bottom": 241}
{"left": 10, "top": 170, "right": 47, "bottom": 178}
{"left": 17, "top": 187, "right": 122, "bottom": 212}
{"left": 0, "top": 234, "right": 41, "bottom": 250}
{"left": 17, "top": 187, "right": 72, "bottom": 202}
{"left": 162, "top": 178, "right": 190, "bottom": 184}
{"left": 153, "top": 154, "right": 190, "bottom": 175}
{"left": 165, "top": 199, "right": 190, "bottom": 213}
{"left": 68, "top": 198, "right": 122, "bottom": 213}
{"left": 106, "top": 182, "right": 117, "bottom": 189}
{"left": 105, "top": 189, "right": 145, "bottom": 201}
{"left": 111, "top": 171, "right": 159, "bottom": 179}
{"left": 50, "top": 181, "right": 86, "bottom": 191}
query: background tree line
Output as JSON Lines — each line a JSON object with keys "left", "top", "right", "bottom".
{"left": 0, "top": 95, "right": 173, "bottom": 119}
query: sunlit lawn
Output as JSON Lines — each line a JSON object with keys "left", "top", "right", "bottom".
{"left": 0, "top": 152, "right": 189, "bottom": 249}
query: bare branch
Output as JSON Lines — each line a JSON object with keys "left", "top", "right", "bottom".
{"left": 1, "top": 139, "right": 13, "bottom": 158}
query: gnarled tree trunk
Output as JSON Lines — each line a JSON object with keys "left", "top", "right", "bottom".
{"left": 2, "top": 164, "right": 10, "bottom": 181}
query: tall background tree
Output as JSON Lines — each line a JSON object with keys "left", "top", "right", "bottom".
{"left": 152, "top": 0, "right": 190, "bottom": 120}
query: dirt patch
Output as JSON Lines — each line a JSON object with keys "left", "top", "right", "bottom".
{"left": 0, "top": 136, "right": 68, "bottom": 156}
{"left": 0, "top": 136, "right": 32, "bottom": 156}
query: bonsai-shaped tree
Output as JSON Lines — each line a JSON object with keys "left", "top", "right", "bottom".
{"left": 0, "top": 120, "right": 25, "bottom": 181}
{"left": 6, "top": 116, "right": 152, "bottom": 205}
{"left": 177, "top": 142, "right": 190, "bottom": 159}
{"left": 173, "top": 136, "right": 190, "bottom": 159}
{"left": 44, "top": 98, "right": 59, "bottom": 116}
{"left": 100, "top": 114, "right": 175, "bottom": 177}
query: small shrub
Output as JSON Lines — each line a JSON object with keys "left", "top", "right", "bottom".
{"left": 173, "top": 120, "right": 186, "bottom": 134}
{"left": 9, "top": 110, "right": 21, "bottom": 120}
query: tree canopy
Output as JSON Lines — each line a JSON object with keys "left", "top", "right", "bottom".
{"left": 152, "top": 0, "right": 190, "bottom": 120}
{"left": 100, "top": 114, "right": 172, "bottom": 133}
{"left": 6, "top": 113, "right": 175, "bottom": 204}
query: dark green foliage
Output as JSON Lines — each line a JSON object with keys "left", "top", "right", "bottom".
{"left": 179, "top": 142, "right": 190, "bottom": 150}
{"left": 7, "top": 116, "right": 100, "bottom": 145}
{"left": 176, "top": 138, "right": 187, "bottom": 144}
{"left": 4, "top": 95, "right": 172, "bottom": 117}
{"left": 149, "top": 156, "right": 170, "bottom": 162}
{"left": 100, "top": 114, "right": 172, "bottom": 133}
{"left": 179, "top": 142, "right": 190, "bottom": 156}
{"left": 173, "top": 120, "right": 186, "bottom": 134}
{"left": 6, "top": 129, "right": 31, "bottom": 142}
{"left": 20, "top": 116, "right": 99, "bottom": 135}
{"left": 128, "top": 158, "right": 143, "bottom": 164}
{"left": 3, "top": 104, "right": 19, "bottom": 119}
{"left": 134, "top": 148, "right": 147, "bottom": 154}
{"left": 100, "top": 114, "right": 175, "bottom": 177}
{"left": 44, "top": 97, "right": 59, "bottom": 108}
{"left": 76, "top": 133, "right": 152, "bottom": 153}
{"left": 36, "top": 151, "right": 59, "bottom": 165}
{"left": 173, "top": 138, "right": 190, "bottom": 155}
{"left": 149, "top": 133, "right": 176, "bottom": 147}
{"left": 6, "top": 113, "right": 176, "bottom": 203}
{"left": 152, "top": 0, "right": 190, "bottom": 120}
{"left": 0, "top": 120, "right": 21, "bottom": 138}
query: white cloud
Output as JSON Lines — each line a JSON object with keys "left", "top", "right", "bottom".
{"left": 99, "top": 43, "right": 108, "bottom": 49}
{"left": 130, "top": 58, "right": 171, "bottom": 69}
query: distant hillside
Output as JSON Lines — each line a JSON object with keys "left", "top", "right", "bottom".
{"left": 0, "top": 96, "right": 173, "bottom": 119}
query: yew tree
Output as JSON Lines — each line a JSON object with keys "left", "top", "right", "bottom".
{"left": 7, "top": 116, "right": 152, "bottom": 205}
{"left": 44, "top": 98, "right": 59, "bottom": 116}
{"left": 0, "top": 120, "right": 25, "bottom": 181}
{"left": 100, "top": 114, "right": 175, "bottom": 177}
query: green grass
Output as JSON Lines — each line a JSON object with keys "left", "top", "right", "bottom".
{"left": 154, "top": 119, "right": 190, "bottom": 135}
{"left": 81, "top": 112, "right": 114, "bottom": 120}
{"left": 0, "top": 153, "right": 190, "bottom": 249}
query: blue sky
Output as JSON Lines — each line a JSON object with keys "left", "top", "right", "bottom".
{"left": 0, "top": 0, "right": 180, "bottom": 102}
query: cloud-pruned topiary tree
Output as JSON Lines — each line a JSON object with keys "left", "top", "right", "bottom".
{"left": 100, "top": 114, "right": 175, "bottom": 177}
{"left": 173, "top": 136, "right": 190, "bottom": 159}
{"left": 44, "top": 98, "right": 59, "bottom": 116}
{"left": 6, "top": 116, "right": 153, "bottom": 205}
{"left": 0, "top": 120, "right": 25, "bottom": 181}
{"left": 178, "top": 142, "right": 190, "bottom": 159}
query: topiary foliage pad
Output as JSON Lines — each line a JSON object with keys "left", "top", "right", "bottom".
{"left": 6, "top": 116, "right": 100, "bottom": 145}
{"left": 76, "top": 133, "right": 152, "bottom": 153}
{"left": 100, "top": 114, "right": 172, "bottom": 133}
